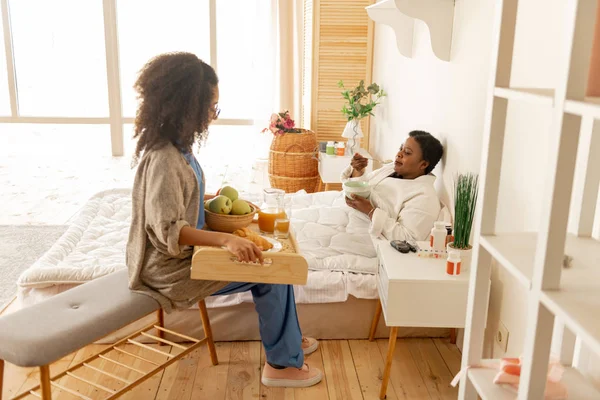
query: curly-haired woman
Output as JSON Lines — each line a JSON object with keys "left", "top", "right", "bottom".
{"left": 126, "top": 52, "right": 321, "bottom": 388}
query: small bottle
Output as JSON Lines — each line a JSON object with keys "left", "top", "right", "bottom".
{"left": 445, "top": 225, "right": 454, "bottom": 246}
{"left": 430, "top": 221, "right": 447, "bottom": 251}
{"left": 446, "top": 250, "right": 461, "bottom": 275}
{"left": 336, "top": 142, "right": 346, "bottom": 156}
{"left": 326, "top": 141, "right": 335, "bottom": 155}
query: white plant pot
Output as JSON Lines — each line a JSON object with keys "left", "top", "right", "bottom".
{"left": 447, "top": 242, "right": 472, "bottom": 274}
{"left": 342, "top": 120, "right": 364, "bottom": 155}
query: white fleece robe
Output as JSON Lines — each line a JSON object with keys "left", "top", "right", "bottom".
{"left": 340, "top": 164, "right": 444, "bottom": 242}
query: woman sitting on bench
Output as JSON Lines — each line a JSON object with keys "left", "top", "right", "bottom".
{"left": 126, "top": 52, "right": 321, "bottom": 388}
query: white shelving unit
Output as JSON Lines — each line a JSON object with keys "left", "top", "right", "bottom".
{"left": 365, "top": 0, "right": 454, "bottom": 61}
{"left": 469, "top": 365, "right": 600, "bottom": 400}
{"left": 459, "top": 0, "right": 600, "bottom": 399}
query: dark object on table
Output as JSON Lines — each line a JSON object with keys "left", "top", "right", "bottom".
{"left": 390, "top": 240, "right": 416, "bottom": 254}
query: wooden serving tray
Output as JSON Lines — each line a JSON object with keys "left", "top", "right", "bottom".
{"left": 191, "top": 222, "right": 308, "bottom": 285}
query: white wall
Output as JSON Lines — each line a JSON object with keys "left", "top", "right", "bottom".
{"left": 370, "top": 0, "right": 600, "bottom": 366}
{"left": 369, "top": 1, "right": 495, "bottom": 207}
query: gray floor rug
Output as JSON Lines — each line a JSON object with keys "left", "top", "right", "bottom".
{"left": 0, "top": 225, "right": 68, "bottom": 310}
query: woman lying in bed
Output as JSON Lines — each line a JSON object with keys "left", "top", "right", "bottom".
{"left": 342, "top": 130, "right": 444, "bottom": 242}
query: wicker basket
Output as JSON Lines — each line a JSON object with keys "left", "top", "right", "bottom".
{"left": 205, "top": 204, "right": 258, "bottom": 233}
{"left": 268, "top": 129, "right": 319, "bottom": 193}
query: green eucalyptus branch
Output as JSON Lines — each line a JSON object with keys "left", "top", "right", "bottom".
{"left": 338, "top": 80, "right": 386, "bottom": 122}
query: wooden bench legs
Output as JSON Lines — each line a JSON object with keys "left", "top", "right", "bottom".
{"left": 156, "top": 309, "right": 166, "bottom": 345}
{"left": 4, "top": 300, "right": 219, "bottom": 400}
{"left": 151, "top": 300, "right": 218, "bottom": 365}
{"left": 198, "top": 300, "right": 218, "bottom": 366}
{"left": 39, "top": 365, "right": 51, "bottom": 400}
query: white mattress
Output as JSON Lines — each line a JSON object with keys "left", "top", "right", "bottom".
{"left": 17, "top": 189, "right": 379, "bottom": 309}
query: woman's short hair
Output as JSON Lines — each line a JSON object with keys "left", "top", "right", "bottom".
{"left": 409, "top": 130, "right": 443, "bottom": 174}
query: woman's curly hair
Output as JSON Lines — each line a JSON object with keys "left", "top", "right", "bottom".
{"left": 132, "top": 52, "right": 218, "bottom": 164}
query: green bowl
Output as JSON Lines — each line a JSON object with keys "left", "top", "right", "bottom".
{"left": 343, "top": 181, "right": 371, "bottom": 198}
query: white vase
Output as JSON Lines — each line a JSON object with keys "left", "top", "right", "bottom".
{"left": 342, "top": 120, "right": 364, "bottom": 155}
{"left": 446, "top": 242, "right": 473, "bottom": 273}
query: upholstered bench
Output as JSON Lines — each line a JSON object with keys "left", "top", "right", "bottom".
{"left": 0, "top": 269, "right": 218, "bottom": 400}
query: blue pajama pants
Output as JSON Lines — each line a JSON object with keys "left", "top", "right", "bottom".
{"left": 211, "top": 282, "right": 304, "bottom": 368}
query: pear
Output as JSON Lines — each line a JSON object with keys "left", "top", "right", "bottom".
{"left": 231, "top": 199, "right": 252, "bottom": 215}
{"left": 204, "top": 199, "right": 212, "bottom": 210}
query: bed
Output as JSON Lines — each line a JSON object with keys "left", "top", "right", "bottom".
{"left": 16, "top": 189, "right": 449, "bottom": 342}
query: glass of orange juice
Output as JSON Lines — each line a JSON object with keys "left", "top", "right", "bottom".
{"left": 274, "top": 198, "right": 292, "bottom": 239}
{"left": 258, "top": 208, "right": 286, "bottom": 233}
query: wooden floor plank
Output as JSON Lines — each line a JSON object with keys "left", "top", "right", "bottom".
{"left": 54, "top": 345, "right": 110, "bottom": 400}
{"left": 376, "top": 339, "right": 429, "bottom": 400}
{"left": 432, "top": 338, "right": 462, "bottom": 376}
{"left": 2, "top": 336, "right": 463, "bottom": 400}
{"left": 406, "top": 339, "right": 457, "bottom": 400}
{"left": 1, "top": 362, "right": 31, "bottom": 399}
{"left": 321, "top": 340, "right": 363, "bottom": 400}
{"left": 5, "top": 348, "right": 91, "bottom": 399}
{"left": 191, "top": 342, "right": 232, "bottom": 400}
{"left": 349, "top": 339, "right": 399, "bottom": 400}
{"left": 116, "top": 343, "right": 172, "bottom": 400}
{"left": 154, "top": 344, "right": 197, "bottom": 400}
{"left": 225, "top": 341, "right": 261, "bottom": 400}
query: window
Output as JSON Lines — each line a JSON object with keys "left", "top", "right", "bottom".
{"left": 9, "top": 0, "right": 109, "bottom": 117}
{"left": 117, "top": 0, "right": 210, "bottom": 117}
{"left": 216, "top": 0, "right": 273, "bottom": 120}
{"left": 0, "top": 1, "right": 277, "bottom": 156}
{"left": 0, "top": 10, "right": 11, "bottom": 116}
{"left": 0, "top": 124, "right": 111, "bottom": 157}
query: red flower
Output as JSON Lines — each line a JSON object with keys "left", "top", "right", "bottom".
{"left": 283, "top": 118, "right": 295, "bottom": 130}
{"left": 263, "top": 110, "right": 299, "bottom": 135}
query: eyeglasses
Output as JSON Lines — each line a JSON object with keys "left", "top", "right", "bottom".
{"left": 212, "top": 104, "right": 221, "bottom": 119}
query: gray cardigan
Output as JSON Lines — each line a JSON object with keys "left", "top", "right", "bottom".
{"left": 126, "top": 143, "right": 229, "bottom": 313}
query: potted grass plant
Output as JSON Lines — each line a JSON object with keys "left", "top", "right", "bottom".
{"left": 448, "top": 173, "right": 479, "bottom": 270}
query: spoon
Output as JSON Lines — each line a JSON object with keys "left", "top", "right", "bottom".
{"left": 366, "top": 157, "right": 393, "bottom": 164}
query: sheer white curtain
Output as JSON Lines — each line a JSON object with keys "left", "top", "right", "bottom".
{"left": 272, "top": 0, "right": 304, "bottom": 120}
{"left": 235, "top": 0, "right": 304, "bottom": 161}
{"left": 250, "top": 0, "right": 303, "bottom": 123}
{"left": 197, "top": 0, "right": 305, "bottom": 191}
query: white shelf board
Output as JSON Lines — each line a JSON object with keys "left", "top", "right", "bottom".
{"left": 365, "top": 0, "right": 414, "bottom": 59}
{"left": 480, "top": 233, "right": 600, "bottom": 290}
{"left": 539, "top": 236, "right": 600, "bottom": 357}
{"left": 479, "top": 233, "right": 537, "bottom": 289}
{"left": 365, "top": 0, "right": 454, "bottom": 61}
{"left": 494, "top": 87, "right": 555, "bottom": 106}
{"left": 564, "top": 97, "right": 600, "bottom": 119}
{"left": 469, "top": 362, "right": 600, "bottom": 399}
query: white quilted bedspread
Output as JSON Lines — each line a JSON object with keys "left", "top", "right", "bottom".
{"left": 17, "top": 189, "right": 378, "bottom": 307}
{"left": 289, "top": 191, "right": 377, "bottom": 273}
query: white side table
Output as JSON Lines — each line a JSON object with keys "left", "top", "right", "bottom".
{"left": 369, "top": 237, "right": 471, "bottom": 400}
{"left": 317, "top": 148, "right": 373, "bottom": 191}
